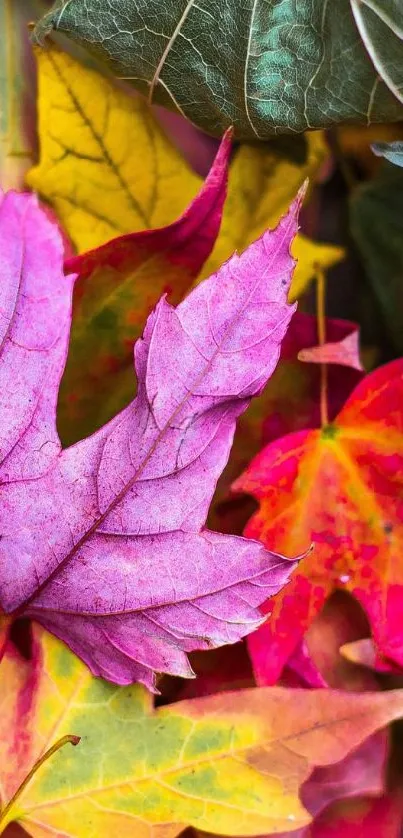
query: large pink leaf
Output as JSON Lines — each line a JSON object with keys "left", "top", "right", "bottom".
{"left": 0, "top": 189, "right": 300, "bottom": 689}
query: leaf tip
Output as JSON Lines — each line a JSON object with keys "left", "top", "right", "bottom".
{"left": 297, "top": 178, "right": 309, "bottom": 207}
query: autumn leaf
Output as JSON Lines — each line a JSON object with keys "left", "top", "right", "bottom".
{"left": 303, "top": 793, "right": 403, "bottom": 838}
{"left": 199, "top": 136, "right": 344, "bottom": 301}
{"left": 301, "top": 593, "right": 380, "bottom": 692}
{"left": 341, "top": 637, "right": 402, "bottom": 675}
{"left": 298, "top": 332, "right": 363, "bottom": 371}
{"left": 26, "top": 44, "right": 201, "bottom": 252}
{"left": 0, "top": 187, "right": 305, "bottom": 688}
{"left": 33, "top": 0, "right": 403, "bottom": 138}
{"left": 58, "top": 130, "right": 231, "bottom": 444}
{"left": 185, "top": 596, "right": 390, "bottom": 838}
{"left": 235, "top": 359, "right": 403, "bottom": 685}
{"left": 2, "top": 626, "right": 403, "bottom": 837}
{"left": 27, "top": 43, "right": 343, "bottom": 303}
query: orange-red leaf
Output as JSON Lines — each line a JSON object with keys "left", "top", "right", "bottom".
{"left": 236, "top": 359, "right": 403, "bottom": 684}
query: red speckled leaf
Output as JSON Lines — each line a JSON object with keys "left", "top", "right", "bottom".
{"left": 235, "top": 359, "right": 403, "bottom": 685}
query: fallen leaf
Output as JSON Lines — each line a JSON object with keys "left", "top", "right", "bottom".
{"left": 341, "top": 638, "right": 403, "bottom": 674}
{"left": 303, "top": 593, "right": 379, "bottom": 692}
{"left": 235, "top": 358, "right": 403, "bottom": 684}
{"left": 33, "top": 0, "right": 403, "bottom": 138}
{"left": 0, "top": 188, "right": 302, "bottom": 689}
{"left": 350, "top": 161, "right": 403, "bottom": 354}
{"left": 58, "top": 130, "right": 231, "bottom": 444}
{"left": 350, "top": 0, "right": 403, "bottom": 104}
{"left": 372, "top": 141, "right": 403, "bottom": 167}
{"left": 301, "top": 733, "right": 388, "bottom": 825}
{"left": 281, "top": 640, "right": 327, "bottom": 689}
{"left": 200, "top": 137, "right": 345, "bottom": 301}
{"left": 298, "top": 332, "right": 363, "bottom": 371}
{"left": 304, "top": 793, "right": 403, "bottom": 837}
{"left": 1, "top": 626, "right": 403, "bottom": 837}
{"left": 26, "top": 44, "right": 201, "bottom": 252}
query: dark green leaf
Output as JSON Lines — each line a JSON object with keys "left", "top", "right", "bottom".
{"left": 34, "top": 0, "right": 403, "bottom": 140}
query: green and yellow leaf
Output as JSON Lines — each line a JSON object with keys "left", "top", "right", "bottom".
{"left": 2, "top": 628, "right": 403, "bottom": 837}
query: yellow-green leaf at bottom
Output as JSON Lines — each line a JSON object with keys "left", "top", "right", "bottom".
{"left": 1, "top": 628, "right": 403, "bottom": 837}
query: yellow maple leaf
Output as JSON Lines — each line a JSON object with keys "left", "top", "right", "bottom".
{"left": 27, "top": 46, "right": 201, "bottom": 252}
{"left": 28, "top": 45, "right": 343, "bottom": 299}
{"left": 201, "top": 138, "right": 344, "bottom": 301}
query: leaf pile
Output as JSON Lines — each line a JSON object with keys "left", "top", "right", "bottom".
{"left": 2, "top": 4, "right": 403, "bottom": 837}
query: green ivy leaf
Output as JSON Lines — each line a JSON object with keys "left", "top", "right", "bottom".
{"left": 34, "top": 0, "right": 403, "bottom": 140}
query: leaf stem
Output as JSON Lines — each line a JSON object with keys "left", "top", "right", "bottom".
{"left": 316, "top": 265, "right": 329, "bottom": 428}
{"left": 0, "top": 734, "right": 80, "bottom": 830}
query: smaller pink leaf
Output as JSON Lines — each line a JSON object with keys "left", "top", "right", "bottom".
{"left": 298, "top": 328, "right": 363, "bottom": 371}
{"left": 341, "top": 638, "right": 403, "bottom": 674}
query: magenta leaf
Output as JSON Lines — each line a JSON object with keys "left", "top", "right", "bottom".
{"left": 0, "top": 188, "right": 301, "bottom": 689}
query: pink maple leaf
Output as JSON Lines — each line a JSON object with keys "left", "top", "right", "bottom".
{"left": 0, "top": 188, "right": 301, "bottom": 689}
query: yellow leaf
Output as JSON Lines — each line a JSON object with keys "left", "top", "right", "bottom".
{"left": 290, "top": 235, "right": 344, "bottom": 302}
{"left": 28, "top": 46, "right": 343, "bottom": 302}
{"left": 201, "top": 136, "right": 344, "bottom": 300}
{"left": 26, "top": 46, "right": 201, "bottom": 251}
